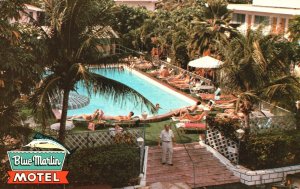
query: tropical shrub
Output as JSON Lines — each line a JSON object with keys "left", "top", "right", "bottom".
{"left": 114, "top": 132, "right": 135, "bottom": 144}
{"left": 207, "top": 115, "right": 300, "bottom": 170}
{"left": 66, "top": 144, "right": 140, "bottom": 187}
{"left": 206, "top": 115, "right": 241, "bottom": 141}
{"left": 0, "top": 127, "right": 33, "bottom": 185}
{"left": 240, "top": 130, "right": 300, "bottom": 170}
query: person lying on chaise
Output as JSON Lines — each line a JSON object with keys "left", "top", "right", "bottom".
{"left": 179, "top": 101, "right": 214, "bottom": 121}
{"left": 98, "top": 110, "right": 134, "bottom": 121}
{"left": 179, "top": 111, "right": 207, "bottom": 121}
{"left": 71, "top": 109, "right": 100, "bottom": 121}
{"left": 166, "top": 71, "right": 185, "bottom": 82}
{"left": 173, "top": 101, "right": 203, "bottom": 117}
{"left": 169, "top": 75, "right": 191, "bottom": 84}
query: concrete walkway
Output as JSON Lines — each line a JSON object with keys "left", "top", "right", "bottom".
{"left": 146, "top": 143, "right": 239, "bottom": 188}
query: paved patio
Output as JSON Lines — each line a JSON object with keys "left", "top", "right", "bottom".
{"left": 146, "top": 143, "right": 240, "bottom": 188}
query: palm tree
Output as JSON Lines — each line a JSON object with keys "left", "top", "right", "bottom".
{"left": 29, "top": 0, "right": 155, "bottom": 143}
{"left": 111, "top": 5, "right": 150, "bottom": 50}
{"left": 188, "top": 0, "right": 236, "bottom": 58}
{"left": 218, "top": 29, "right": 300, "bottom": 128}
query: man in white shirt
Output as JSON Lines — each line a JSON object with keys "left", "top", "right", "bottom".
{"left": 158, "top": 125, "right": 175, "bottom": 166}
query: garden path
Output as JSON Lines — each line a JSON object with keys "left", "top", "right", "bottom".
{"left": 146, "top": 143, "right": 239, "bottom": 188}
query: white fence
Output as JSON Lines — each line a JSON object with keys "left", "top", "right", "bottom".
{"left": 64, "top": 128, "right": 144, "bottom": 150}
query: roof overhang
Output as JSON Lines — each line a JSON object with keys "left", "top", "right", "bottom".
{"left": 228, "top": 4, "right": 300, "bottom": 16}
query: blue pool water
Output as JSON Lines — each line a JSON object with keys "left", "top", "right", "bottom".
{"left": 67, "top": 68, "right": 193, "bottom": 116}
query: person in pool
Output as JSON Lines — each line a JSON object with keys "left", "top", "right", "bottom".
{"left": 155, "top": 103, "right": 161, "bottom": 111}
{"left": 97, "top": 110, "right": 134, "bottom": 121}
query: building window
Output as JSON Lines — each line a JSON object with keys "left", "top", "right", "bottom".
{"left": 254, "top": 15, "right": 270, "bottom": 26}
{"left": 232, "top": 13, "right": 246, "bottom": 24}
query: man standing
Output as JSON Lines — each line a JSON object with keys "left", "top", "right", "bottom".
{"left": 158, "top": 124, "right": 175, "bottom": 166}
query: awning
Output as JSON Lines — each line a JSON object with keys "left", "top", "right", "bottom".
{"left": 188, "top": 56, "right": 223, "bottom": 69}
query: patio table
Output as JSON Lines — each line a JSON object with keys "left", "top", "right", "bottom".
{"left": 50, "top": 121, "right": 75, "bottom": 131}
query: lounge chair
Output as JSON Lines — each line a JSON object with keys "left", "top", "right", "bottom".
{"left": 189, "top": 80, "right": 204, "bottom": 95}
{"left": 170, "top": 83, "right": 190, "bottom": 90}
{"left": 176, "top": 122, "right": 206, "bottom": 130}
{"left": 197, "top": 91, "right": 235, "bottom": 102}
{"left": 171, "top": 116, "right": 191, "bottom": 123}
{"left": 73, "top": 117, "right": 140, "bottom": 130}
{"left": 171, "top": 111, "right": 208, "bottom": 123}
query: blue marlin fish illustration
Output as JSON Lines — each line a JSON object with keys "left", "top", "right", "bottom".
{"left": 25, "top": 139, "right": 71, "bottom": 154}
{"left": 24, "top": 132, "right": 78, "bottom": 155}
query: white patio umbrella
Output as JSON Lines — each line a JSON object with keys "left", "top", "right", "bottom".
{"left": 50, "top": 121, "right": 75, "bottom": 131}
{"left": 188, "top": 56, "right": 223, "bottom": 68}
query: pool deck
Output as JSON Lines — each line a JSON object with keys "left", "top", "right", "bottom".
{"left": 132, "top": 67, "right": 198, "bottom": 103}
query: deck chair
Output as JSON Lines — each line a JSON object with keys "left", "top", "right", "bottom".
{"left": 176, "top": 122, "right": 206, "bottom": 134}
{"left": 176, "top": 122, "right": 206, "bottom": 130}
{"left": 172, "top": 111, "right": 207, "bottom": 123}
{"left": 189, "top": 80, "right": 204, "bottom": 95}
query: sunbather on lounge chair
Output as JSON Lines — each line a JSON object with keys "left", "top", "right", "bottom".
{"left": 169, "top": 75, "right": 191, "bottom": 84}
{"left": 98, "top": 110, "right": 134, "bottom": 121}
{"left": 167, "top": 72, "right": 185, "bottom": 82}
{"left": 71, "top": 109, "right": 100, "bottom": 121}
{"left": 159, "top": 67, "right": 170, "bottom": 78}
{"left": 149, "top": 66, "right": 170, "bottom": 77}
{"left": 178, "top": 100, "right": 214, "bottom": 121}
{"left": 179, "top": 111, "right": 207, "bottom": 122}
{"left": 173, "top": 101, "right": 203, "bottom": 117}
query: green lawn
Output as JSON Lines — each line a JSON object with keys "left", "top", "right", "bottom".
{"left": 144, "top": 120, "right": 200, "bottom": 146}
{"left": 70, "top": 120, "right": 200, "bottom": 146}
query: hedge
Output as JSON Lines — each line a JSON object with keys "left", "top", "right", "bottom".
{"left": 65, "top": 144, "right": 140, "bottom": 187}
{"left": 240, "top": 130, "right": 300, "bottom": 170}
{"left": 207, "top": 115, "right": 300, "bottom": 170}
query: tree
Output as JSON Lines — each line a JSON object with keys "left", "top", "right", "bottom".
{"left": 288, "top": 15, "right": 300, "bottom": 42}
{"left": 218, "top": 29, "right": 300, "bottom": 128}
{"left": 188, "top": 0, "right": 236, "bottom": 58}
{"left": 111, "top": 5, "right": 149, "bottom": 49}
{"left": 0, "top": 0, "right": 43, "bottom": 130}
{"left": 0, "top": 1, "right": 44, "bottom": 180}
{"left": 136, "top": 7, "right": 195, "bottom": 67}
{"left": 29, "top": 0, "right": 155, "bottom": 143}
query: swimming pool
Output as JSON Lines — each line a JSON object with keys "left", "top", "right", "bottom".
{"left": 67, "top": 68, "right": 194, "bottom": 117}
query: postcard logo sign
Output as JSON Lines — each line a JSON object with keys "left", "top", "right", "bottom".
{"left": 7, "top": 151, "right": 68, "bottom": 184}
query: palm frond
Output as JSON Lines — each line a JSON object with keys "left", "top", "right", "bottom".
{"left": 28, "top": 75, "right": 62, "bottom": 120}
{"left": 76, "top": 69, "right": 156, "bottom": 113}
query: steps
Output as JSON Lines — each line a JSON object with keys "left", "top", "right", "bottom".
{"left": 146, "top": 143, "right": 239, "bottom": 188}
